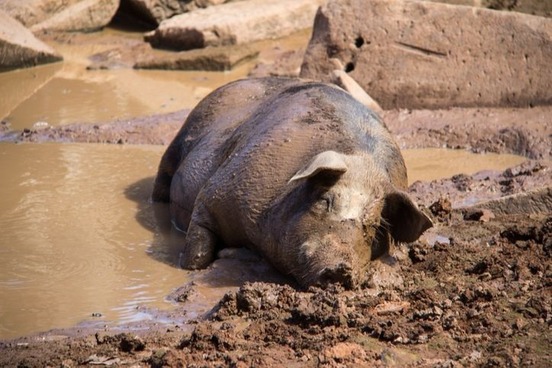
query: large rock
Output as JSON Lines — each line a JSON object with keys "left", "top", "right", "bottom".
{"left": 145, "top": 0, "right": 325, "bottom": 50}
{"left": 0, "top": 10, "right": 62, "bottom": 72}
{"left": 134, "top": 44, "right": 258, "bottom": 71}
{"left": 427, "top": 0, "right": 552, "bottom": 18}
{"left": 474, "top": 187, "right": 552, "bottom": 216}
{"left": 121, "top": 0, "right": 238, "bottom": 25}
{"left": 0, "top": 0, "right": 120, "bottom": 33}
{"left": 300, "top": 0, "right": 552, "bottom": 109}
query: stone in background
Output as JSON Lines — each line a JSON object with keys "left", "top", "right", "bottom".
{"left": 145, "top": 0, "right": 325, "bottom": 50}
{"left": 120, "top": 0, "right": 241, "bottom": 26}
{"left": 0, "top": 0, "right": 120, "bottom": 33}
{"left": 0, "top": 10, "right": 62, "bottom": 71}
{"left": 300, "top": 0, "right": 552, "bottom": 109}
{"left": 426, "top": 0, "right": 552, "bottom": 17}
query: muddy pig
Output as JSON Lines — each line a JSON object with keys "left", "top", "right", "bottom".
{"left": 152, "top": 77, "right": 432, "bottom": 288}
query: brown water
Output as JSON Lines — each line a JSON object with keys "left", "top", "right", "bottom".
{"left": 0, "top": 65, "right": 252, "bottom": 131}
{"left": 0, "top": 143, "right": 187, "bottom": 339}
{"left": 0, "top": 29, "right": 252, "bottom": 131}
{"left": 403, "top": 148, "right": 527, "bottom": 185}
{"left": 0, "top": 27, "right": 311, "bottom": 131}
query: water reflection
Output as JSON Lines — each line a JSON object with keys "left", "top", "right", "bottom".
{"left": 0, "top": 26, "right": 313, "bottom": 131}
{"left": 0, "top": 143, "right": 186, "bottom": 339}
{"left": 0, "top": 25, "right": 252, "bottom": 130}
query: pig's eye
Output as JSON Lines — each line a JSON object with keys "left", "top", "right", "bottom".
{"left": 316, "top": 195, "right": 333, "bottom": 212}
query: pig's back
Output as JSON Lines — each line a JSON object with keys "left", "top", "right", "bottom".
{"left": 201, "top": 80, "right": 403, "bottom": 246}
{"left": 153, "top": 77, "right": 305, "bottom": 229}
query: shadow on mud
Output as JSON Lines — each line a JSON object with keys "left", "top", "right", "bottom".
{"left": 124, "top": 176, "right": 295, "bottom": 289}
{"left": 124, "top": 176, "right": 186, "bottom": 269}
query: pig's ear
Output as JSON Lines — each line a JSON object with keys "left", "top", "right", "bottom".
{"left": 289, "top": 150, "right": 348, "bottom": 183}
{"left": 382, "top": 191, "right": 433, "bottom": 242}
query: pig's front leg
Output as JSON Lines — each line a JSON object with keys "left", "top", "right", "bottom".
{"left": 179, "top": 210, "right": 218, "bottom": 269}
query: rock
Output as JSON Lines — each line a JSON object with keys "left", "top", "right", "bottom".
{"left": 0, "top": 10, "right": 62, "bottom": 72}
{"left": 474, "top": 186, "right": 552, "bottom": 215}
{"left": 367, "top": 256, "right": 405, "bottom": 290}
{"left": 373, "top": 301, "right": 411, "bottom": 316}
{"left": 331, "top": 68, "right": 383, "bottom": 115}
{"left": 429, "top": 197, "right": 452, "bottom": 222}
{"left": 88, "top": 43, "right": 151, "bottom": 70}
{"left": 168, "top": 283, "right": 198, "bottom": 303}
{"left": 134, "top": 44, "right": 258, "bottom": 71}
{"left": 0, "top": 0, "right": 120, "bottom": 33}
{"left": 120, "top": 0, "right": 238, "bottom": 26}
{"left": 462, "top": 208, "right": 495, "bottom": 222}
{"left": 248, "top": 49, "right": 303, "bottom": 78}
{"left": 300, "top": 0, "right": 552, "bottom": 109}
{"left": 145, "top": 0, "right": 325, "bottom": 51}
{"left": 427, "top": 0, "right": 552, "bottom": 18}
{"left": 118, "top": 333, "right": 146, "bottom": 352}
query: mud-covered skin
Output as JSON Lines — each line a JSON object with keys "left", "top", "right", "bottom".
{"left": 153, "top": 77, "right": 431, "bottom": 288}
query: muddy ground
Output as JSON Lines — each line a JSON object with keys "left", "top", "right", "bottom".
{"left": 1, "top": 31, "right": 552, "bottom": 368}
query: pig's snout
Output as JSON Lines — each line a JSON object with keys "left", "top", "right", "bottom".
{"left": 317, "top": 263, "right": 355, "bottom": 289}
{"left": 297, "top": 229, "right": 367, "bottom": 289}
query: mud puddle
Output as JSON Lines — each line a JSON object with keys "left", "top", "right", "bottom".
{"left": 0, "top": 142, "right": 529, "bottom": 340}
{"left": 403, "top": 148, "right": 527, "bottom": 185}
{"left": 0, "top": 143, "right": 188, "bottom": 339}
{"left": 0, "top": 64, "right": 251, "bottom": 132}
{"left": 0, "top": 27, "right": 253, "bottom": 131}
{"left": 0, "top": 27, "right": 313, "bottom": 131}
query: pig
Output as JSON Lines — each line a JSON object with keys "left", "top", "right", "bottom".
{"left": 152, "top": 77, "right": 432, "bottom": 288}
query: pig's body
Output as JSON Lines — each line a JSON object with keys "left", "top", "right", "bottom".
{"left": 153, "top": 77, "right": 431, "bottom": 288}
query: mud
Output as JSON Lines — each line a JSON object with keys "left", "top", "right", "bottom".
{"left": 1, "top": 25, "right": 552, "bottom": 368}
{"left": 1, "top": 109, "right": 190, "bottom": 145}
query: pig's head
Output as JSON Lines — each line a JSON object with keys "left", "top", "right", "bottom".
{"left": 268, "top": 150, "right": 432, "bottom": 289}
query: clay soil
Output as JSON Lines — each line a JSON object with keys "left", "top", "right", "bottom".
{"left": 1, "top": 35, "right": 552, "bottom": 368}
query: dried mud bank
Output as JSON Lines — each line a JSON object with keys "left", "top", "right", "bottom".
{"left": 1, "top": 104, "right": 551, "bottom": 367}
{"left": 3, "top": 105, "right": 552, "bottom": 159}
{"left": 383, "top": 107, "right": 552, "bottom": 160}
{"left": 0, "top": 110, "right": 190, "bottom": 145}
